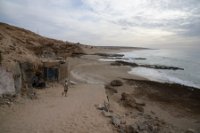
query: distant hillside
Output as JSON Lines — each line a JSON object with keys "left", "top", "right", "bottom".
{"left": 0, "top": 22, "right": 83, "bottom": 70}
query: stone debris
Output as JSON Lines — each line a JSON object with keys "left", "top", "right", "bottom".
{"left": 121, "top": 92, "right": 145, "bottom": 112}
{"left": 111, "top": 116, "right": 121, "bottom": 127}
{"left": 95, "top": 101, "right": 110, "bottom": 112}
{"left": 121, "top": 119, "right": 166, "bottom": 133}
{"left": 0, "top": 94, "right": 16, "bottom": 106}
{"left": 102, "top": 110, "right": 113, "bottom": 118}
{"left": 96, "top": 103, "right": 105, "bottom": 110}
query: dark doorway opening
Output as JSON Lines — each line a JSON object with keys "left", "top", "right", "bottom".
{"left": 44, "top": 67, "right": 58, "bottom": 81}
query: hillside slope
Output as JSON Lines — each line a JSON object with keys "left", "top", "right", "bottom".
{"left": 0, "top": 22, "right": 83, "bottom": 70}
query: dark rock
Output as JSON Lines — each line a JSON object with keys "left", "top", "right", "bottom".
{"left": 121, "top": 93, "right": 145, "bottom": 112}
{"left": 105, "top": 85, "right": 118, "bottom": 93}
{"left": 121, "top": 92, "right": 129, "bottom": 101}
{"left": 135, "top": 105, "right": 144, "bottom": 112}
{"left": 113, "top": 61, "right": 138, "bottom": 67}
{"left": 135, "top": 121, "right": 160, "bottom": 133}
{"left": 140, "top": 64, "right": 184, "bottom": 70}
{"left": 124, "top": 125, "right": 138, "bottom": 133}
{"left": 59, "top": 60, "right": 65, "bottom": 64}
{"left": 71, "top": 52, "right": 86, "bottom": 57}
{"left": 111, "top": 60, "right": 184, "bottom": 70}
{"left": 110, "top": 80, "right": 123, "bottom": 86}
{"left": 133, "top": 57, "right": 146, "bottom": 60}
{"left": 94, "top": 53, "right": 124, "bottom": 58}
{"left": 185, "top": 129, "right": 195, "bottom": 133}
{"left": 121, "top": 92, "right": 136, "bottom": 107}
{"left": 110, "top": 62, "right": 122, "bottom": 66}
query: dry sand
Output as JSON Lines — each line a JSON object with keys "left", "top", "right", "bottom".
{"left": 0, "top": 84, "right": 113, "bottom": 133}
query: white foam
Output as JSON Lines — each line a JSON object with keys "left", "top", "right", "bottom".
{"left": 128, "top": 67, "right": 200, "bottom": 88}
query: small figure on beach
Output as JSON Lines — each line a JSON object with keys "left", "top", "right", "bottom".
{"left": 62, "top": 79, "right": 68, "bottom": 97}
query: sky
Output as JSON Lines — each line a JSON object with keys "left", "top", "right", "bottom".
{"left": 0, "top": 0, "right": 200, "bottom": 48}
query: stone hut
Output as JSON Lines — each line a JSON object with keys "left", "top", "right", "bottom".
{"left": 42, "top": 60, "right": 68, "bottom": 82}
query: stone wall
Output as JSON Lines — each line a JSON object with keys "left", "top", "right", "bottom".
{"left": 0, "top": 67, "right": 15, "bottom": 96}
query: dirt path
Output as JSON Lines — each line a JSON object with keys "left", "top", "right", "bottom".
{"left": 0, "top": 83, "right": 114, "bottom": 133}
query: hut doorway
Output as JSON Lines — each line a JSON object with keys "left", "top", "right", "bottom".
{"left": 44, "top": 67, "right": 58, "bottom": 81}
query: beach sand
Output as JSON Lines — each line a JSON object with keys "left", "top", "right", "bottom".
{"left": 0, "top": 47, "right": 200, "bottom": 133}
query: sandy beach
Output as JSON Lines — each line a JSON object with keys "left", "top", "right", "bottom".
{"left": 1, "top": 1, "right": 200, "bottom": 132}
{"left": 0, "top": 47, "right": 200, "bottom": 133}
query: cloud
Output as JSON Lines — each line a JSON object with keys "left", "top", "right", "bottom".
{"left": 0, "top": 0, "right": 200, "bottom": 47}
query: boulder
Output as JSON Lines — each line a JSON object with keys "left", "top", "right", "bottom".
{"left": 110, "top": 80, "right": 123, "bottom": 86}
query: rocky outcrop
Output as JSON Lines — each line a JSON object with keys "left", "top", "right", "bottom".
{"left": 111, "top": 60, "right": 184, "bottom": 70}
{"left": 93, "top": 53, "right": 124, "bottom": 58}
{"left": 121, "top": 92, "right": 145, "bottom": 112}
{"left": 140, "top": 64, "right": 184, "bottom": 70}
{"left": 111, "top": 61, "right": 138, "bottom": 67}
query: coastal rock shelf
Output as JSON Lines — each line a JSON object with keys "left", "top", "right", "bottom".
{"left": 72, "top": 53, "right": 125, "bottom": 58}
{"left": 111, "top": 60, "right": 184, "bottom": 70}
{"left": 93, "top": 53, "right": 124, "bottom": 58}
{"left": 107, "top": 57, "right": 146, "bottom": 61}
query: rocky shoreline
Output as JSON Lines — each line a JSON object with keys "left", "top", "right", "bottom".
{"left": 111, "top": 60, "right": 184, "bottom": 70}
{"left": 96, "top": 79, "right": 200, "bottom": 133}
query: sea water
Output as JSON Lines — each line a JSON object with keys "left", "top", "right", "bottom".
{"left": 118, "top": 46, "right": 200, "bottom": 89}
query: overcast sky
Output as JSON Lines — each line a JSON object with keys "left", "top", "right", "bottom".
{"left": 0, "top": 0, "right": 200, "bottom": 48}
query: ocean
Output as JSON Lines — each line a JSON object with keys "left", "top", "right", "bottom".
{"left": 118, "top": 46, "right": 200, "bottom": 89}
